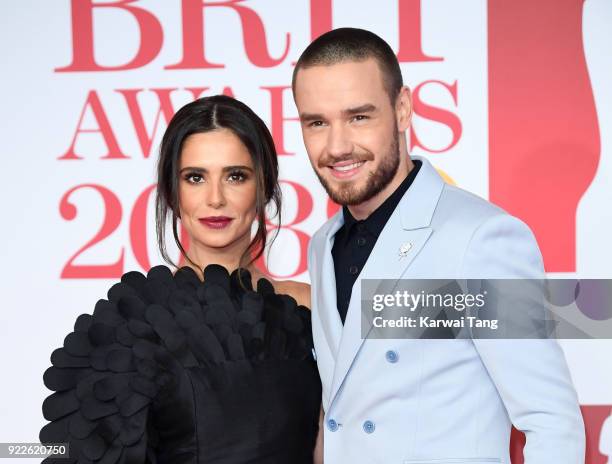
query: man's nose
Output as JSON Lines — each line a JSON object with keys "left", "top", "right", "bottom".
{"left": 326, "top": 124, "right": 353, "bottom": 159}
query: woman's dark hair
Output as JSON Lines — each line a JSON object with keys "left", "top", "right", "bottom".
{"left": 155, "top": 95, "right": 281, "bottom": 271}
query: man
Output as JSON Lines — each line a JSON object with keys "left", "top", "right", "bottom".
{"left": 292, "top": 28, "right": 585, "bottom": 463}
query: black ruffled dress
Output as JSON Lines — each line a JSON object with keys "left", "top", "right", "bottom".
{"left": 39, "top": 264, "right": 321, "bottom": 463}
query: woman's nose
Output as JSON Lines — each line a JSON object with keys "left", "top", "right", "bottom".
{"left": 206, "top": 180, "right": 226, "bottom": 208}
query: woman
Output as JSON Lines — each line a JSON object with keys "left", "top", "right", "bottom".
{"left": 40, "top": 95, "right": 323, "bottom": 463}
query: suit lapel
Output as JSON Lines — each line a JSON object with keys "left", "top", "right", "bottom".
{"left": 315, "top": 213, "right": 345, "bottom": 358}
{"left": 327, "top": 156, "right": 445, "bottom": 406}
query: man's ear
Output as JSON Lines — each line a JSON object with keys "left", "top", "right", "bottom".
{"left": 396, "top": 86, "right": 413, "bottom": 132}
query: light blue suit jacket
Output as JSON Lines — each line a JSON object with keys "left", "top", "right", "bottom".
{"left": 308, "top": 156, "right": 585, "bottom": 463}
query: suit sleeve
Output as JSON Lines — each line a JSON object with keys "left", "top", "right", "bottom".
{"left": 460, "top": 213, "right": 585, "bottom": 464}
{"left": 307, "top": 231, "right": 321, "bottom": 305}
{"left": 307, "top": 234, "right": 315, "bottom": 285}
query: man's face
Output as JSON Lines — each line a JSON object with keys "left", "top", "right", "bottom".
{"left": 294, "top": 58, "right": 401, "bottom": 206}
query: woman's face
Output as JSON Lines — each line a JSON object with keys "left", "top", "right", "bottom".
{"left": 178, "top": 129, "right": 257, "bottom": 255}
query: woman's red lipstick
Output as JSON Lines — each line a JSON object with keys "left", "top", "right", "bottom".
{"left": 199, "top": 216, "right": 233, "bottom": 229}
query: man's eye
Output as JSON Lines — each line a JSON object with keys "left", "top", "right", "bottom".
{"left": 352, "top": 115, "right": 369, "bottom": 122}
{"left": 309, "top": 121, "right": 325, "bottom": 128}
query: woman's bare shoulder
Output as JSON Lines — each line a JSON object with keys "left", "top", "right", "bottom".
{"left": 247, "top": 268, "right": 311, "bottom": 308}
{"left": 272, "top": 279, "right": 311, "bottom": 309}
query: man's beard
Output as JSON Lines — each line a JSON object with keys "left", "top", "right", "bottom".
{"left": 315, "top": 131, "right": 400, "bottom": 206}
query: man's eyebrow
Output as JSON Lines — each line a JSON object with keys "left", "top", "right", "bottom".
{"left": 299, "top": 112, "right": 324, "bottom": 122}
{"left": 342, "top": 104, "right": 377, "bottom": 116}
{"left": 299, "top": 104, "right": 378, "bottom": 122}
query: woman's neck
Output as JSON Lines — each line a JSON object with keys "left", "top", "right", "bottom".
{"left": 180, "top": 235, "right": 257, "bottom": 281}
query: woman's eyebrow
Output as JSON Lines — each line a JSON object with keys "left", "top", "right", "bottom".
{"left": 179, "top": 165, "right": 254, "bottom": 173}
{"left": 222, "top": 165, "right": 254, "bottom": 172}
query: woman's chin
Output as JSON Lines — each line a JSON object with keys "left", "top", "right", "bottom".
{"left": 198, "top": 238, "right": 235, "bottom": 250}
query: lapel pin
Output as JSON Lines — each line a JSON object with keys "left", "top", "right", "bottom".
{"left": 398, "top": 242, "right": 412, "bottom": 259}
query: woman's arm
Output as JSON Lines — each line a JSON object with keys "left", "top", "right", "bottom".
{"left": 314, "top": 404, "right": 324, "bottom": 464}
{"left": 273, "top": 280, "right": 322, "bottom": 462}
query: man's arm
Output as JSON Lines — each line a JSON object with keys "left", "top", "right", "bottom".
{"left": 461, "top": 213, "right": 585, "bottom": 463}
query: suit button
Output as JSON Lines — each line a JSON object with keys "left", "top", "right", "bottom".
{"left": 363, "top": 420, "right": 375, "bottom": 434}
{"left": 356, "top": 237, "right": 367, "bottom": 246}
{"left": 349, "top": 265, "right": 359, "bottom": 275}
{"left": 327, "top": 419, "right": 339, "bottom": 432}
{"left": 385, "top": 350, "right": 399, "bottom": 363}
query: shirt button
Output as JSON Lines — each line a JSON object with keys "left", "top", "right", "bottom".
{"left": 357, "top": 237, "right": 367, "bottom": 246}
{"left": 327, "top": 419, "right": 339, "bottom": 432}
{"left": 385, "top": 350, "right": 399, "bottom": 363}
{"left": 356, "top": 223, "right": 365, "bottom": 233}
{"left": 349, "top": 265, "right": 359, "bottom": 275}
{"left": 363, "top": 420, "right": 375, "bottom": 434}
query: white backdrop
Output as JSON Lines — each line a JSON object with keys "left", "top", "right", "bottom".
{"left": 0, "top": 1, "right": 610, "bottom": 462}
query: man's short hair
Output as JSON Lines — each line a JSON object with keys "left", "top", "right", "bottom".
{"left": 292, "top": 27, "right": 403, "bottom": 104}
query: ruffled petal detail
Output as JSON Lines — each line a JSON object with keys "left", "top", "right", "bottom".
{"left": 40, "top": 264, "right": 315, "bottom": 463}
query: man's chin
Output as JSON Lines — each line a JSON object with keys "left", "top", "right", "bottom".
{"left": 326, "top": 185, "right": 368, "bottom": 206}
{"left": 322, "top": 171, "right": 363, "bottom": 187}
{"left": 316, "top": 171, "right": 367, "bottom": 204}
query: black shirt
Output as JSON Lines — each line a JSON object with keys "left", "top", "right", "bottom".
{"left": 331, "top": 160, "right": 422, "bottom": 324}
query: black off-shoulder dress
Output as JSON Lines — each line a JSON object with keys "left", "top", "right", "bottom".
{"left": 39, "top": 264, "right": 322, "bottom": 463}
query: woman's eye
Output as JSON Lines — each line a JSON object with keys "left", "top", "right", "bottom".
{"left": 185, "top": 173, "right": 204, "bottom": 184}
{"left": 227, "top": 171, "right": 247, "bottom": 183}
